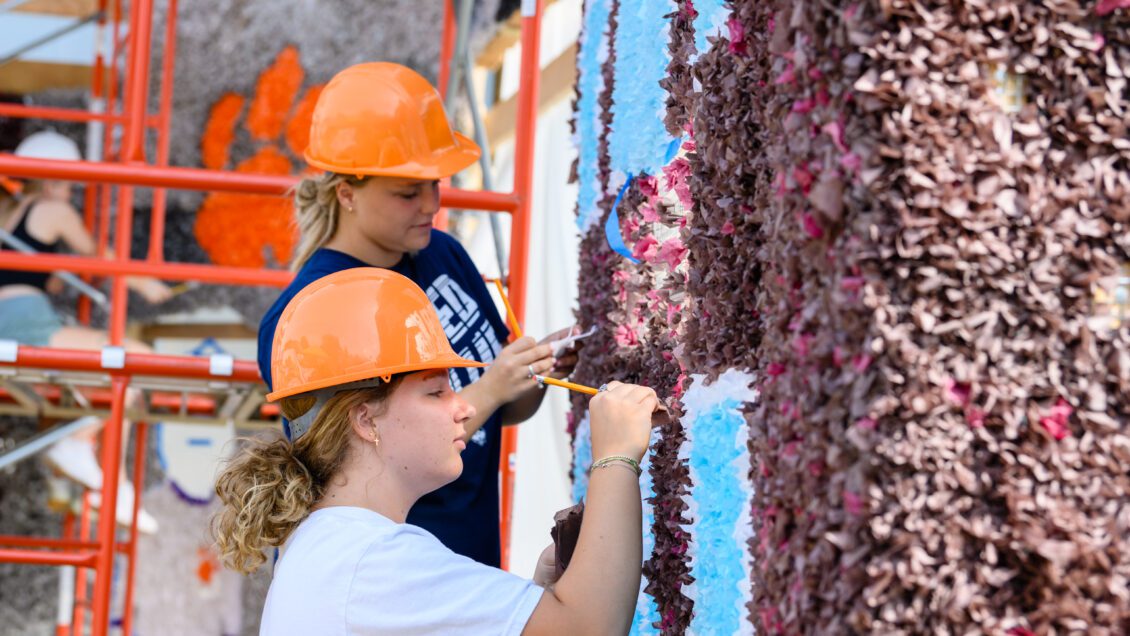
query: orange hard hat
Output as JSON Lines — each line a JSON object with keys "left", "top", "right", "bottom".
{"left": 267, "top": 267, "right": 484, "bottom": 403}
{"left": 304, "top": 62, "right": 481, "bottom": 180}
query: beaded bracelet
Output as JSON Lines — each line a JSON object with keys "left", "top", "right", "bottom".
{"left": 591, "top": 455, "right": 642, "bottom": 476}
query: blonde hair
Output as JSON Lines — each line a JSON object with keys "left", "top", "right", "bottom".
{"left": 0, "top": 189, "right": 17, "bottom": 222}
{"left": 290, "top": 172, "right": 368, "bottom": 271}
{"left": 212, "top": 378, "right": 402, "bottom": 574}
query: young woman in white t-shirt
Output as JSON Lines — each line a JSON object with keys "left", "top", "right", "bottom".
{"left": 214, "top": 268, "right": 659, "bottom": 635}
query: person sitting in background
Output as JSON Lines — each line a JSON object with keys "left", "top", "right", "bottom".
{"left": 0, "top": 130, "right": 172, "bottom": 533}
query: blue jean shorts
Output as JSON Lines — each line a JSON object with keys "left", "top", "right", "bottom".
{"left": 0, "top": 293, "right": 64, "bottom": 346}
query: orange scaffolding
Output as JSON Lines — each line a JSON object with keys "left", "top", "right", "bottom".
{"left": 0, "top": 0, "right": 542, "bottom": 633}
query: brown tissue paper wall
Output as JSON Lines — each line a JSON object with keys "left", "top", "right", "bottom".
{"left": 569, "top": 0, "right": 1128, "bottom": 633}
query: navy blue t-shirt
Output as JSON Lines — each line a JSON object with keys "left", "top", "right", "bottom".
{"left": 257, "top": 230, "right": 510, "bottom": 566}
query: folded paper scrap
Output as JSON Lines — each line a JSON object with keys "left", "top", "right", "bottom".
{"left": 548, "top": 326, "right": 597, "bottom": 357}
{"left": 550, "top": 502, "right": 585, "bottom": 580}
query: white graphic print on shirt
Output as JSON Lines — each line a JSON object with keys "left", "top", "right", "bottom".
{"left": 470, "top": 429, "right": 488, "bottom": 447}
{"left": 428, "top": 274, "right": 480, "bottom": 342}
{"left": 425, "top": 275, "right": 502, "bottom": 446}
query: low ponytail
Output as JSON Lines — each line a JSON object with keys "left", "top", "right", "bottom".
{"left": 290, "top": 172, "right": 367, "bottom": 271}
{"left": 213, "top": 437, "right": 316, "bottom": 574}
{"left": 212, "top": 378, "right": 403, "bottom": 573}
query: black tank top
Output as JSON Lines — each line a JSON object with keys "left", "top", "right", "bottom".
{"left": 0, "top": 202, "right": 60, "bottom": 291}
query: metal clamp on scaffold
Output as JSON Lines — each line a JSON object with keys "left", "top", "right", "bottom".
{"left": 209, "top": 354, "right": 235, "bottom": 377}
{"left": 100, "top": 346, "right": 126, "bottom": 369}
{"left": 0, "top": 339, "right": 17, "bottom": 363}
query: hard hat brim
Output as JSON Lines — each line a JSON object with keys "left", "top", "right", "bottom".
{"left": 304, "top": 131, "right": 481, "bottom": 181}
{"left": 265, "top": 352, "right": 486, "bottom": 403}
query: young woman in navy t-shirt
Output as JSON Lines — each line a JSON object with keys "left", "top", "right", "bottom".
{"left": 257, "top": 62, "right": 576, "bottom": 567}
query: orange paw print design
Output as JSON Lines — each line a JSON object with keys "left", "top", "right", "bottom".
{"left": 193, "top": 46, "right": 323, "bottom": 268}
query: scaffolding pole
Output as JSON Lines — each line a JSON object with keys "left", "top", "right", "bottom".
{"left": 0, "top": 0, "right": 544, "bottom": 628}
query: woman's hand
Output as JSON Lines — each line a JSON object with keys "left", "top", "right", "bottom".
{"left": 539, "top": 326, "right": 580, "bottom": 380}
{"left": 45, "top": 275, "right": 65, "bottom": 295}
{"left": 479, "top": 336, "right": 555, "bottom": 405}
{"left": 128, "top": 277, "right": 174, "bottom": 305}
{"left": 588, "top": 382, "right": 660, "bottom": 462}
{"left": 532, "top": 544, "right": 559, "bottom": 590}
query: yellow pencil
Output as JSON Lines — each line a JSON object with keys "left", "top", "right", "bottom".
{"left": 491, "top": 278, "right": 523, "bottom": 339}
{"left": 533, "top": 375, "right": 599, "bottom": 396}
{"left": 167, "top": 281, "right": 200, "bottom": 297}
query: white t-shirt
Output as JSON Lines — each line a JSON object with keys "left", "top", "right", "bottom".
{"left": 260, "top": 507, "right": 544, "bottom": 635}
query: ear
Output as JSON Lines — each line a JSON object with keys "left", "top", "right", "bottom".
{"left": 347, "top": 402, "right": 377, "bottom": 443}
{"left": 335, "top": 180, "right": 356, "bottom": 212}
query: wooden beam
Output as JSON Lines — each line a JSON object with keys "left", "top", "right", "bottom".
{"left": 0, "top": 61, "right": 91, "bottom": 94}
{"left": 477, "top": 11, "right": 522, "bottom": 69}
{"left": 485, "top": 42, "right": 577, "bottom": 146}
{"left": 476, "top": 0, "right": 561, "bottom": 69}
{"left": 0, "top": 378, "right": 43, "bottom": 411}
{"left": 140, "top": 322, "right": 258, "bottom": 340}
{"left": 10, "top": 0, "right": 97, "bottom": 17}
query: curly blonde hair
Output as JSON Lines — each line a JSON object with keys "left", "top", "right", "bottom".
{"left": 290, "top": 172, "right": 368, "bottom": 272}
{"left": 212, "top": 378, "right": 401, "bottom": 574}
